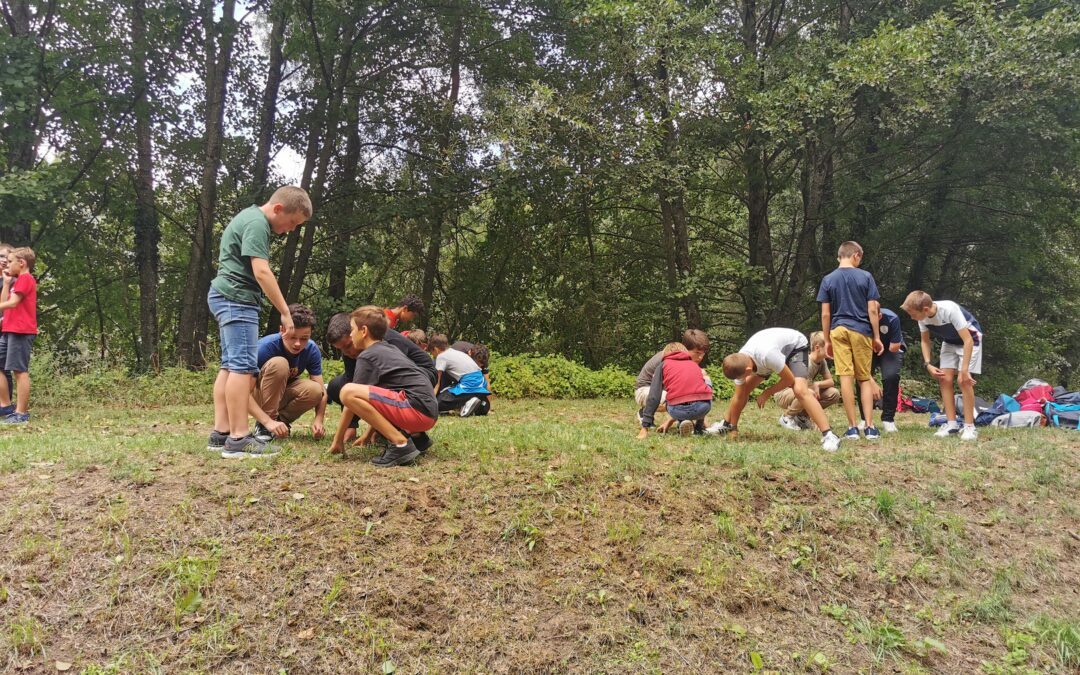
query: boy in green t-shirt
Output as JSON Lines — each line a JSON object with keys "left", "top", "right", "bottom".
{"left": 207, "top": 186, "right": 312, "bottom": 458}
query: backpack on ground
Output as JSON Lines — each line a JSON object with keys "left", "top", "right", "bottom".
{"left": 1014, "top": 384, "right": 1055, "bottom": 413}
{"left": 989, "top": 411, "right": 1045, "bottom": 428}
{"left": 1050, "top": 389, "right": 1080, "bottom": 406}
{"left": 975, "top": 394, "right": 1020, "bottom": 426}
{"left": 1044, "top": 402, "right": 1080, "bottom": 429}
{"left": 910, "top": 397, "right": 941, "bottom": 414}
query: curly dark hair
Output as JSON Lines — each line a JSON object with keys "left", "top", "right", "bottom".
{"left": 470, "top": 344, "right": 490, "bottom": 370}
{"left": 288, "top": 303, "right": 317, "bottom": 329}
{"left": 397, "top": 293, "right": 426, "bottom": 315}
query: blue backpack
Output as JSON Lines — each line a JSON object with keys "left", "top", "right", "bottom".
{"left": 1044, "top": 402, "right": 1080, "bottom": 429}
{"left": 975, "top": 394, "right": 1020, "bottom": 427}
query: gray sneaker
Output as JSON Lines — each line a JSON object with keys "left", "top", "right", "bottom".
{"left": 221, "top": 434, "right": 278, "bottom": 459}
{"left": 678, "top": 420, "right": 695, "bottom": 436}
{"left": 207, "top": 430, "right": 229, "bottom": 452}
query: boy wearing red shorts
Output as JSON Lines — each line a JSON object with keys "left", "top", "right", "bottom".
{"left": 329, "top": 305, "right": 438, "bottom": 467}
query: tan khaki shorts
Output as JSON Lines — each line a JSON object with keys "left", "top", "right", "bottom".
{"left": 635, "top": 386, "right": 666, "bottom": 410}
{"left": 831, "top": 326, "right": 873, "bottom": 381}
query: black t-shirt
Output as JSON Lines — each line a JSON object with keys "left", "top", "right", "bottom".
{"left": 352, "top": 341, "right": 439, "bottom": 419}
{"left": 342, "top": 328, "right": 436, "bottom": 386}
{"left": 451, "top": 340, "right": 474, "bottom": 353}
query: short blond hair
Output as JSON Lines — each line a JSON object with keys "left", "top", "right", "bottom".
{"left": 662, "top": 342, "right": 688, "bottom": 356}
{"left": 11, "top": 247, "right": 36, "bottom": 272}
{"left": 837, "top": 241, "right": 863, "bottom": 259}
{"left": 722, "top": 353, "right": 752, "bottom": 380}
{"left": 350, "top": 305, "right": 388, "bottom": 340}
{"left": 268, "top": 186, "right": 313, "bottom": 217}
{"left": 901, "top": 290, "right": 933, "bottom": 313}
{"left": 810, "top": 331, "right": 825, "bottom": 349}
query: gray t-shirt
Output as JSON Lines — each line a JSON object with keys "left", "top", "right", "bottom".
{"left": 635, "top": 351, "right": 664, "bottom": 389}
{"left": 736, "top": 328, "right": 809, "bottom": 383}
{"left": 435, "top": 347, "right": 481, "bottom": 382}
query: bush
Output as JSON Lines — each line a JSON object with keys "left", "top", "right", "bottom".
{"left": 490, "top": 353, "right": 635, "bottom": 399}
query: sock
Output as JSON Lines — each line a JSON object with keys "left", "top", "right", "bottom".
{"left": 395, "top": 441, "right": 408, "bottom": 448}
{"left": 964, "top": 423, "right": 976, "bottom": 431}
{"left": 821, "top": 429, "right": 832, "bottom": 438}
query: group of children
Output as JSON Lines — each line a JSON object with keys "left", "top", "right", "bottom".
{"left": 206, "top": 187, "right": 492, "bottom": 465}
{"left": 636, "top": 241, "right": 985, "bottom": 451}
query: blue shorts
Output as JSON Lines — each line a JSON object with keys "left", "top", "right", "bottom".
{"left": 208, "top": 287, "right": 260, "bottom": 374}
{"left": 667, "top": 400, "right": 711, "bottom": 422}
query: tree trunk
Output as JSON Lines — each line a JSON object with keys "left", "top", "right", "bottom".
{"left": 329, "top": 91, "right": 364, "bottom": 301}
{"left": 655, "top": 44, "right": 702, "bottom": 331}
{"left": 420, "top": 7, "right": 464, "bottom": 329}
{"left": 740, "top": 0, "right": 775, "bottom": 332}
{"left": 176, "top": 0, "right": 237, "bottom": 368}
{"left": 131, "top": 0, "right": 160, "bottom": 372}
{"left": 249, "top": 0, "right": 287, "bottom": 204}
{"left": 287, "top": 21, "right": 358, "bottom": 305}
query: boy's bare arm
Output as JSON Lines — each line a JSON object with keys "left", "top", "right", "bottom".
{"left": 250, "top": 257, "right": 293, "bottom": 334}
{"left": 0, "top": 277, "right": 10, "bottom": 303}
{"left": 820, "top": 303, "right": 833, "bottom": 356}
{"left": 0, "top": 291, "right": 22, "bottom": 311}
{"left": 956, "top": 328, "right": 976, "bottom": 385}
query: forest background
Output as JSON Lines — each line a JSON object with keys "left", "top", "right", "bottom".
{"left": 1, "top": 0, "right": 1078, "bottom": 395}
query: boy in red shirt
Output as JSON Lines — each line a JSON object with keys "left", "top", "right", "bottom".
{"left": 637, "top": 343, "right": 713, "bottom": 437}
{"left": 0, "top": 247, "right": 38, "bottom": 424}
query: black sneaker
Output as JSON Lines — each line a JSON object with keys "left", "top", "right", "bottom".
{"left": 221, "top": 434, "right": 278, "bottom": 459}
{"left": 371, "top": 438, "right": 420, "bottom": 467}
{"left": 253, "top": 422, "right": 273, "bottom": 443}
{"left": 460, "top": 397, "right": 482, "bottom": 418}
{"left": 207, "top": 430, "right": 228, "bottom": 452}
{"left": 253, "top": 420, "right": 290, "bottom": 443}
{"left": 412, "top": 432, "right": 433, "bottom": 454}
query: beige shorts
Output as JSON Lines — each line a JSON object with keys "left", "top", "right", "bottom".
{"left": 635, "top": 386, "right": 667, "bottom": 410}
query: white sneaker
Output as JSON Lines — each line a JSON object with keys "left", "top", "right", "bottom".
{"left": 959, "top": 426, "right": 978, "bottom": 442}
{"left": 934, "top": 423, "right": 959, "bottom": 438}
{"left": 460, "top": 397, "right": 481, "bottom": 417}
{"left": 857, "top": 420, "right": 866, "bottom": 431}
{"left": 821, "top": 431, "right": 841, "bottom": 452}
{"left": 704, "top": 421, "right": 736, "bottom": 435}
{"left": 778, "top": 415, "right": 801, "bottom": 431}
{"left": 881, "top": 421, "right": 898, "bottom": 433}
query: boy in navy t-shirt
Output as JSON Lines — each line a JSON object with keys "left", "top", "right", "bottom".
{"left": 817, "top": 241, "right": 884, "bottom": 441}
{"left": 248, "top": 304, "right": 326, "bottom": 443}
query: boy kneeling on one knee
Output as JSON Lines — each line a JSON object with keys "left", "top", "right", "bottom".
{"left": 329, "top": 306, "right": 438, "bottom": 467}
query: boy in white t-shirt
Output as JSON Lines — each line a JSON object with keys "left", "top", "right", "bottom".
{"left": 428, "top": 333, "right": 490, "bottom": 417}
{"left": 900, "top": 291, "right": 983, "bottom": 441}
{"left": 710, "top": 327, "right": 841, "bottom": 452}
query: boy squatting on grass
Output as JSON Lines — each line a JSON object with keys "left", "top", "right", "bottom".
{"left": 818, "top": 240, "right": 885, "bottom": 442}
{"left": 711, "top": 327, "right": 842, "bottom": 452}
{"left": 858, "top": 307, "right": 906, "bottom": 434}
{"left": 249, "top": 303, "right": 327, "bottom": 443}
{"left": 0, "top": 246, "right": 38, "bottom": 424}
{"left": 325, "top": 312, "right": 436, "bottom": 451}
{"left": 774, "top": 331, "right": 840, "bottom": 432}
{"left": 329, "top": 306, "right": 438, "bottom": 467}
{"left": 207, "top": 186, "right": 312, "bottom": 459}
{"left": 637, "top": 342, "right": 714, "bottom": 438}
{"left": 634, "top": 329, "right": 711, "bottom": 431}
{"left": 428, "top": 334, "right": 491, "bottom": 417}
{"left": 901, "top": 291, "right": 983, "bottom": 441}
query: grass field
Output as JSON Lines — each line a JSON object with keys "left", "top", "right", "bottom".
{"left": 1, "top": 399, "right": 1078, "bottom": 673}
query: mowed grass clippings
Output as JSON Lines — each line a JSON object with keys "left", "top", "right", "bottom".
{"left": 0, "top": 400, "right": 1077, "bottom": 673}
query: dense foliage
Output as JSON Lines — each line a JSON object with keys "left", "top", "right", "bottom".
{"left": 2, "top": 0, "right": 1078, "bottom": 394}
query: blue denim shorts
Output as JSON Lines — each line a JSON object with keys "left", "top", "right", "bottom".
{"left": 667, "top": 399, "right": 712, "bottom": 422}
{"left": 208, "top": 287, "right": 261, "bottom": 374}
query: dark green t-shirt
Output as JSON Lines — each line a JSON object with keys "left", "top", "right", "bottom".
{"left": 210, "top": 205, "right": 271, "bottom": 305}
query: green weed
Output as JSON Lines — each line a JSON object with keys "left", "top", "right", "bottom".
{"left": 6, "top": 614, "right": 45, "bottom": 655}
